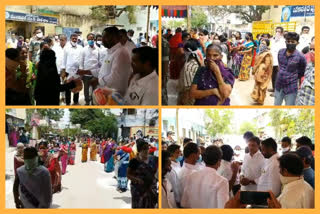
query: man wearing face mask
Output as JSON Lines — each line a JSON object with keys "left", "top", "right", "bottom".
{"left": 13, "top": 147, "right": 52, "bottom": 208}
{"left": 281, "top": 136, "right": 291, "bottom": 155}
{"left": 29, "top": 28, "right": 44, "bottom": 63}
{"left": 181, "top": 145, "right": 229, "bottom": 208}
{"left": 166, "top": 144, "right": 183, "bottom": 207}
{"left": 61, "top": 33, "right": 83, "bottom": 105}
{"left": 275, "top": 32, "right": 307, "bottom": 105}
{"left": 75, "top": 31, "right": 84, "bottom": 47}
{"left": 269, "top": 27, "right": 286, "bottom": 96}
{"left": 7, "top": 33, "right": 18, "bottom": 48}
{"left": 77, "top": 33, "right": 100, "bottom": 105}
{"left": 119, "top": 29, "right": 137, "bottom": 57}
{"left": 297, "top": 26, "right": 312, "bottom": 52}
{"left": 275, "top": 153, "right": 314, "bottom": 208}
{"left": 258, "top": 138, "right": 281, "bottom": 197}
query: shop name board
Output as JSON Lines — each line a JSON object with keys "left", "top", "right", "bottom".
{"left": 5, "top": 11, "right": 58, "bottom": 24}
{"left": 291, "top": 6, "right": 315, "bottom": 17}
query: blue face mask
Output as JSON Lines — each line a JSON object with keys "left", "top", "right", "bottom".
{"left": 88, "top": 40, "right": 94, "bottom": 46}
{"left": 176, "top": 156, "right": 183, "bottom": 162}
{"left": 197, "top": 155, "right": 203, "bottom": 163}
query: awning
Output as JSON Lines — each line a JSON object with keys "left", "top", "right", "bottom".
{"left": 162, "top": 6, "right": 187, "bottom": 18}
{"left": 5, "top": 11, "right": 58, "bottom": 25}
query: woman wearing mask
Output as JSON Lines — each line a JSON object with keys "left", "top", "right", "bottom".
{"left": 60, "top": 141, "right": 69, "bottom": 175}
{"left": 47, "top": 149, "right": 62, "bottom": 193}
{"left": 81, "top": 140, "right": 88, "bottom": 162}
{"left": 14, "top": 143, "right": 25, "bottom": 176}
{"left": 34, "top": 49, "right": 76, "bottom": 105}
{"left": 68, "top": 140, "right": 77, "bottom": 165}
{"left": 90, "top": 140, "right": 97, "bottom": 161}
{"left": 230, "top": 31, "right": 244, "bottom": 78}
{"left": 238, "top": 32, "right": 255, "bottom": 81}
{"left": 251, "top": 39, "right": 273, "bottom": 105}
{"left": 127, "top": 139, "right": 158, "bottom": 208}
{"left": 178, "top": 39, "right": 203, "bottom": 105}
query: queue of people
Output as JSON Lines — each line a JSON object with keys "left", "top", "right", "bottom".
{"left": 6, "top": 27, "right": 159, "bottom": 106}
{"left": 162, "top": 133, "right": 314, "bottom": 209}
{"left": 162, "top": 26, "right": 315, "bottom": 106}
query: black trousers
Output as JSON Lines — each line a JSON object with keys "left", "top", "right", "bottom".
{"left": 271, "top": 66, "right": 279, "bottom": 90}
{"left": 65, "top": 90, "right": 79, "bottom": 105}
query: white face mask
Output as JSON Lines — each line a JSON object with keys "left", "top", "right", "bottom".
{"left": 280, "top": 174, "right": 301, "bottom": 185}
{"left": 282, "top": 147, "right": 290, "bottom": 153}
{"left": 70, "top": 41, "right": 76, "bottom": 47}
{"left": 36, "top": 32, "right": 43, "bottom": 39}
{"left": 97, "top": 41, "right": 102, "bottom": 45}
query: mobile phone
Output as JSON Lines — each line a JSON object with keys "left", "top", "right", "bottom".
{"left": 240, "top": 191, "right": 270, "bottom": 206}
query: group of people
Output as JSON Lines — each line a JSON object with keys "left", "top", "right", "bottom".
{"left": 162, "top": 26, "right": 314, "bottom": 106}
{"left": 80, "top": 135, "right": 159, "bottom": 208}
{"left": 162, "top": 132, "right": 314, "bottom": 208}
{"left": 6, "top": 26, "right": 159, "bottom": 106}
{"left": 13, "top": 136, "right": 77, "bottom": 208}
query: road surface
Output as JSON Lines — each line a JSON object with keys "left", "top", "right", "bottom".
{"left": 166, "top": 75, "right": 274, "bottom": 106}
{"left": 5, "top": 145, "right": 131, "bottom": 209}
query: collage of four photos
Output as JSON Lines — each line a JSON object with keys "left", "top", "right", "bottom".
{"left": 4, "top": 4, "right": 315, "bottom": 210}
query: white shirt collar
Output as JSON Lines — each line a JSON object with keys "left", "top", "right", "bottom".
{"left": 135, "top": 71, "right": 157, "bottom": 85}
{"left": 107, "top": 42, "right": 122, "bottom": 54}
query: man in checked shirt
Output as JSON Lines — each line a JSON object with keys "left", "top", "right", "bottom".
{"left": 274, "top": 32, "right": 307, "bottom": 106}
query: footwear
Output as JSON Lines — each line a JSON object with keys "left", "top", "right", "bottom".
{"left": 267, "top": 89, "right": 274, "bottom": 92}
{"left": 72, "top": 102, "right": 79, "bottom": 105}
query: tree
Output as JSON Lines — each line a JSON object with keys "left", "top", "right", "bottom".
{"left": 26, "top": 109, "right": 64, "bottom": 125}
{"left": 69, "top": 109, "right": 105, "bottom": 128}
{"left": 191, "top": 7, "right": 208, "bottom": 28}
{"left": 165, "top": 19, "right": 187, "bottom": 30}
{"left": 226, "top": 6, "right": 271, "bottom": 23}
{"left": 90, "top": 6, "right": 137, "bottom": 24}
{"left": 238, "top": 121, "right": 258, "bottom": 136}
{"left": 205, "top": 109, "right": 234, "bottom": 137}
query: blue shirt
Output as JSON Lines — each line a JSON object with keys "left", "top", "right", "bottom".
{"left": 303, "top": 167, "right": 314, "bottom": 189}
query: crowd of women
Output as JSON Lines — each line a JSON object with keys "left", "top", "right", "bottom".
{"left": 80, "top": 136, "right": 160, "bottom": 208}
{"left": 162, "top": 26, "right": 315, "bottom": 106}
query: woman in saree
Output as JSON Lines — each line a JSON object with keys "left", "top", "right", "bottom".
{"left": 48, "top": 150, "right": 62, "bottom": 193}
{"left": 169, "top": 28, "right": 184, "bottom": 79}
{"left": 81, "top": 141, "right": 88, "bottom": 162}
{"left": 127, "top": 139, "right": 158, "bottom": 208}
{"left": 190, "top": 44, "right": 235, "bottom": 106}
{"left": 178, "top": 39, "right": 203, "bottom": 105}
{"left": 230, "top": 32, "right": 244, "bottom": 78}
{"left": 60, "top": 141, "right": 69, "bottom": 174}
{"left": 238, "top": 32, "right": 255, "bottom": 81}
{"left": 251, "top": 39, "right": 273, "bottom": 105}
{"left": 68, "top": 141, "right": 76, "bottom": 165}
{"left": 105, "top": 141, "right": 116, "bottom": 173}
{"left": 14, "top": 143, "right": 24, "bottom": 176}
{"left": 115, "top": 147, "right": 131, "bottom": 192}
{"left": 90, "top": 140, "right": 97, "bottom": 161}
{"left": 100, "top": 139, "right": 107, "bottom": 163}
{"left": 9, "top": 127, "right": 18, "bottom": 147}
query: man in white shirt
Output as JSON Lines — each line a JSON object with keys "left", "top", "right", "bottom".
{"left": 218, "top": 145, "right": 240, "bottom": 193}
{"left": 119, "top": 29, "right": 136, "bottom": 56}
{"left": 95, "top": 34, "right": 107, "bottom": 66}
{"left": 297, "top": 26, "right": 312, "bottom": 52}
{"left": 258, "top": 138, "right": 281, "bottom": 197}
{"left": 124, "top": 46, "right": 158, "bottom": 105}
{"left": 89, "top": 27, "right": 132, "bottom": 97}
{"left": 166, "top": 144, "right": 182, "bottom": 207}
{"left": 7, "top": 33, "right": 18, "bottom": 48}
{"left": 78, "top": 33, "right": 100, "bottom": 105}
{"left": 240, "top": 136, "right": 265, "bottom": 191}
{"left": 276, "top": 153, "right": 314, "bottom": 208}
{"left": 269, "top": 27, "right": 286, "bottom": 96}
{"left": 61, "top": 33, "right": 83, "bottom": 105}
{"left": 52, "top": 34, "right": 67, "bottom": 103}
{"left": 162, "top": 150, "right": 177, "bottom": 208}
{"left": 179, "top": 143, "right": 201, "bottom": 203}
{"left": 181, "top": 145, "right": 229, "bottom": 208}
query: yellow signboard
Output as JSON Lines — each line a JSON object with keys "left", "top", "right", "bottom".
{"left": 252, "top": 20, "right": 296, "bottom": 39}
{"left": 130, "top": 126, "right": 159, "bottom": 138}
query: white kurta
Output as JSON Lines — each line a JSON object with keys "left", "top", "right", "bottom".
{"left": 181, "top": 167, "right": 229, "bottom": 208}
{"left": 124, "top": 71, "right": 158, "bottom": 105}
{"left": 97, "top": 42, "right": 132, "bottom": 96}
{"left": 162, "top": 179, "right": 177, "bottom": 208}
{"left": 240, "top": 151, "right": 265, "bottom": 191}
{"left": 166, "top": 161, "right": 182, "bottom": 204}
{"left": 179, "top": 162, "right": 201, "bottom": 197}
{"left": 79, "top": 45, "right": 100, "bottom": 77}
{"left": 61, "top": 43, "right": 83, "bottom": 80}
{"left": 52, "top": 44, "right": 65, "bottom": 74}
{"left": 125, "top": 40, "right": 137, "bottom": 56}
{"left": 278, "top": 178, "right": 314, "bottom": 208}
{"left": 217, "top": 160, "right": 233, "bottom": 181}
{"left": 257, "top": 153, "right": 281, "bottom": 197}
{"left": 270, "top": 37, "right": 286, "bottom": 66}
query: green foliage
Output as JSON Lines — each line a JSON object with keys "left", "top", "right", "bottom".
{"left": 205, "top": 109, "right": 234, "bottom": 137}
{"left": 90, "top": 6, "right": 137, "bottom": 24}
{"left": 26, "top": 109, "right": 64, "bottom": 124}
{"left": 126, "top": 6, "right": 137, "bottom": 24}
{"left": 238, "top": 121, "right": 258, "bottom": 136}
{"left": 63, "top": 127, "right": 82, "bottom": 137}
{"left": 268, "top": 109, "right": 314, "bottom": 139}
{"left": 69, "top": 109, "right": 117, "bottom": 138}
{"left": 164, "top": 19, "right": 187, "bottom": 30}
{"left": 191, "top": 7, "right": 208, "bottom": 28}
{"left": 226, "top": 6, "right": 271, "bottom": 23}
